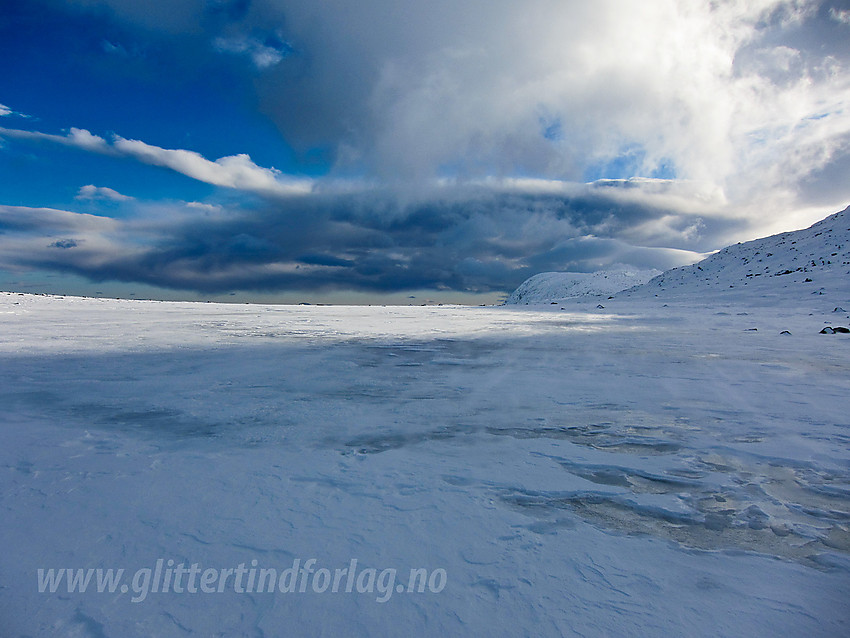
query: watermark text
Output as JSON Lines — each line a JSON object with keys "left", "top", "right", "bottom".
{"left": 37, "top": 558, "right": 447, "bottom": 603}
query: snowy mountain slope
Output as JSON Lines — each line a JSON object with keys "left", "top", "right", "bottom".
{"left": 505, "top": 267, "right": 661, "bottom": 304}
{"left": 624, "top": 205, "right": 850, "bottom": 301}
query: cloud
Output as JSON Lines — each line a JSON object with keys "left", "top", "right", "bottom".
{"left": 0, "top": 184, "right": 719, "bottom": 295}
{"left": 185, "top": 201, "right": 223, "bottom": 213}
{"left": 49, "top": 239, "right": 79, "bottom": 249}
{"left": 0, "top": 125, "right": 313, "bottom": 197}
{"left": 76, "top": 185, "right": 134, "bottom": 201}
{"left": 43, "top": 1, "right": 850, "bottom": 213}
{"left": 213, "top": 34, "right": 292, "bottom": 69}
{"left": 112, "top": 136, "right": 313, "bottom": 195}
{"left": 238, "top": 0, "right": 849, "bottom": 216}
{"left": 27, "top": 1, "right": 850, "bottom": 221}
{"left": 0, "top": 204, "right": 118, "bottom": 233}
{"left": 830, "top": 7, "right": 850, "bottom": 24}
{"left": 3, "top": 0, "right": 849, "bottom": 299}
{"left": 0, "top": 126, "right": 110, "bottom": 152}
{"left": 0, "top": 103, "right": 31, "bottom": 118}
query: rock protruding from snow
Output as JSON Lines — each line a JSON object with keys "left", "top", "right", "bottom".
{"left": 821, "top": 326, "right": 850, "bottom": 334}
{"left": 623, "top": 205, "right": 850, "bottom": 301}
{"left": 506, "top": 267, "right": 662, "bottom": 304}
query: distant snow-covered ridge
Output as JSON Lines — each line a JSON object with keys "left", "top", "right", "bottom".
{"left": 505, "top": 267, "right": 661, "bottom": 304}
{"left": 624, "top": 204, "right": 850, "bottom": 300}
{"left": 508, "top": 205, "right": 850, "bottom": 305}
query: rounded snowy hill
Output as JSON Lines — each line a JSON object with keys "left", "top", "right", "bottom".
{"left": 505, "top": 267, "right": 661, "bottom": 304}
{"left": 621, "top": 205, "right": 850, "bottom": 302}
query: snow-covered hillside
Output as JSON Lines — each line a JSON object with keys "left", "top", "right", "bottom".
{"left": 625, "top": 205, "right": 850, "bottom": 301}
{"left": 509, "top": 206, "right": 850, "bottom": 306}
{"left": 505, "top": 267, "right": 661, "bottom": 304}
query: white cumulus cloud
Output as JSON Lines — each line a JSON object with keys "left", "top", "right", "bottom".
{"left": 76, "top": 185, "right": 134, "bottom": 201}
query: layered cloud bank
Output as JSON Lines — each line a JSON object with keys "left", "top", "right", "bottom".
{"left": 0, "top": 181, "right": 711, "bottom": 297}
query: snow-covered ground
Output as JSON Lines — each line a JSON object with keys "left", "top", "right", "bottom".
{"left": 1, "top": 208, "right": 849, "bottom": 637}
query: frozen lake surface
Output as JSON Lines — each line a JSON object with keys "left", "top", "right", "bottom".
{"left": 1, "top": 292, "right": 849, "bottom": 636}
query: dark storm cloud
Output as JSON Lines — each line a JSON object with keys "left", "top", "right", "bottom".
{"left": 0, "top": 184, "right": 717, "bottom": 295}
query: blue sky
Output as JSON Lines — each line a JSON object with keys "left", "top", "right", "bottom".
{"left": 1, "top": 0, "right": 849, "bottom": 303}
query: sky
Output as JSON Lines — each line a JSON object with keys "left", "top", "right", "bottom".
{"left": 1, "top": 0, "right": 849, "bottom": 304}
